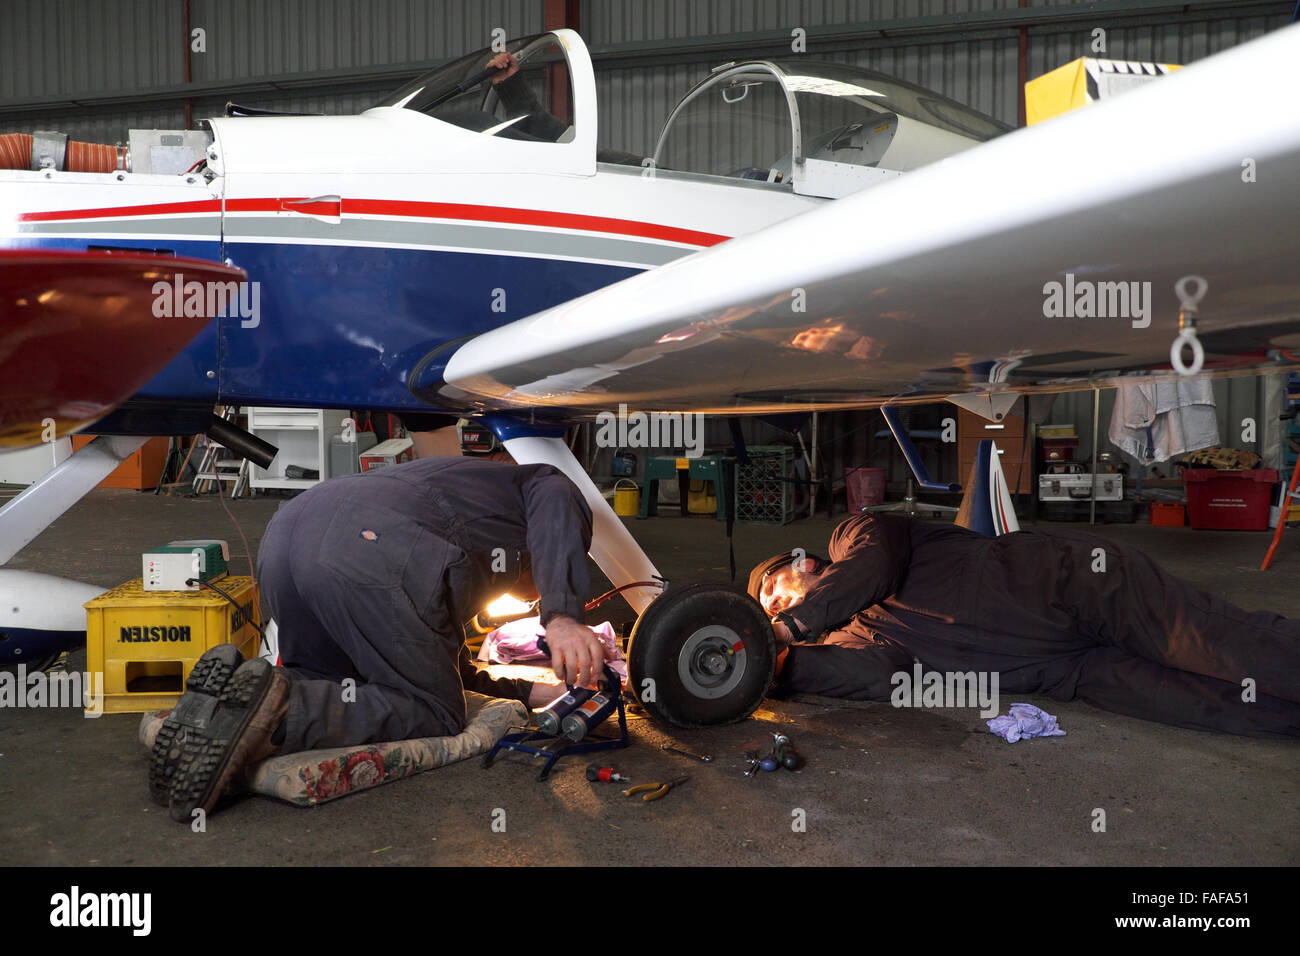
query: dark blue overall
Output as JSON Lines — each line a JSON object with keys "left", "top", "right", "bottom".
{"left": 779, "top": 513, "right": 1300, "bottom": 737}
{"left": 256, "top": 457, "right": 592, "bottom": 754}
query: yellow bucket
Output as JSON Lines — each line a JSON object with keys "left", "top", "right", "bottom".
{"left": 613, "top": 478, "right": 640, "bottom": 516}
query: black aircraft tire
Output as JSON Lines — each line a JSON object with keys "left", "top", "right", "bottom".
{"left": 626, "top": 582, "right": 775, "bottom": 728}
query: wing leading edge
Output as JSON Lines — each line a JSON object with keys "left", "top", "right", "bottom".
{"left": 428, "top": 23, "right": 1300, "bottom": 416}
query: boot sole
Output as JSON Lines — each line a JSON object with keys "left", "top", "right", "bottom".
{"left": 168, "top": 660, "right": 286, "bottom": 824}
{"left": 147, "top": 644, "right": 244, "bottom": 806}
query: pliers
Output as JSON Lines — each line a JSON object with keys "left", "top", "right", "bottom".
{"left": 623, "top": 776, "right": 689, "bottom": 802}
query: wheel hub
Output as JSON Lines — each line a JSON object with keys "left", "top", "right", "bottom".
{"left": 676, "top": 625, "right": 747, "bottom": 700}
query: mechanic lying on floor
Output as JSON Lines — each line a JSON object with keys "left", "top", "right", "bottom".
{"left": 155, "top": 453, "right": 613, "bottom": 822}
{"left": 748, "top": 512, "right": 1299, "bottom": 737}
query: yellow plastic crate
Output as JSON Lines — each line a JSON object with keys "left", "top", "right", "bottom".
{"left": 84, "top": 576, "right": 261, "bottom": 714}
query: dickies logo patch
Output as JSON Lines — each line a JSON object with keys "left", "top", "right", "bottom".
{"left": 360, "top": 529, "right": 379, "bottom": 542}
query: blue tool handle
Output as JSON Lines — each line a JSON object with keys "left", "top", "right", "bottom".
{"left": 535, "top": 636, "right": 569, "bottom": 691}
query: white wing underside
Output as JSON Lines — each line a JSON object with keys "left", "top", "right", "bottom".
{"left": 438, "top": 25, "right": 1300, "bottom": 416}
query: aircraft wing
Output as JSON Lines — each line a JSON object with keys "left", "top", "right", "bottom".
{"left": 0, "top": 250, "right": 246, "bottom": 446}
{"left": 427, "top": 24, "right": 1300, "bottom": 416}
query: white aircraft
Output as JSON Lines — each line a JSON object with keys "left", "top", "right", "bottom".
{"left": 2, "top": 26, "right": 1298, "bottom": 726}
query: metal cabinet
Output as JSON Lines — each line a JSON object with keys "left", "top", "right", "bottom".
{"left": 246, "top": 407, "right": 348, "bottom": 490}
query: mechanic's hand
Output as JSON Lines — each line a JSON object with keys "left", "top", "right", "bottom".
{"left": 486, "top": 52, "right": 520, "bottom": 84}
{"left": 771, "top": 619, "right": 795, "bottom": 648}
{"left": 544, "top": 615, "right": 614, "bottom": 689}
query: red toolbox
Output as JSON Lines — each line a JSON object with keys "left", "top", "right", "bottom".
{"left": 1041, "top": 437, "right": 1079, "bottom": 463}
{"left": 1182, "top": 468, "right": 1278, "bottom": 530}
{"left": 1149, "top": 502, "right": 1185, "bottom": 527}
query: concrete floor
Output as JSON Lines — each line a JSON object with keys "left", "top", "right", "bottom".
{"left": 2, "top": 487, "right": 1297, "bottom": 866}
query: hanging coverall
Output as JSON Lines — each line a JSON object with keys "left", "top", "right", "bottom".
{"left": 769, "top": 513, "right": 1299, "bottom": 738}
{"left": 256, "top": 456, "right": 593, "bottom": 754}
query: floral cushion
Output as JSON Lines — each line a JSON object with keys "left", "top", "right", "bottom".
{"left": 140, "top": 692, "right": 528, "bottom": 807}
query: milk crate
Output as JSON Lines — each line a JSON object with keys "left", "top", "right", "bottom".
{"left": 84, "top": 576, "right": 262, "bottom": 714}
{"left": 735, "top": 445, "right": 797, "bottom": 524}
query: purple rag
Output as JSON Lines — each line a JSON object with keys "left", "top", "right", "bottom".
{"left": 477, "top": 616, "right": 627, "bottom": 681}
{"left": 986, "top": 702, "right": 1066, "bottom": 743}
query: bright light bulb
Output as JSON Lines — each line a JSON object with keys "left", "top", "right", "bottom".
{"left": 484, "top": 593, "right": 532, "bottom": 618}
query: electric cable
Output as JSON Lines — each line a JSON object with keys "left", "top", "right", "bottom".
{"left": 185, "top": 577, "right": 266, "bottom": 639}
{"left": 211, "top": 444, "right": 266, "bottom": 645}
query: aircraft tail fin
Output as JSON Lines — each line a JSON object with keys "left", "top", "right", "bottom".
{"left": 956, "top": 439, "right": 1020, "bottom": 536}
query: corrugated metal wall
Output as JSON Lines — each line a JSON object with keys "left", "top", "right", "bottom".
{"left": 582, "top": 1, "right": 1012, "bottom": 42}
{"left": 0, "top": 0, "right": 543, "bottom": 137}
{"left": 0, "top": 0, "right": 183, "bottom": 101}
{"left": 1026, "top": 18, "right": 1283, "bottom": 79}
{"left": 3, "top": 2, "right": 1291, "bottom": 141}
{"left": 186, "top": 0, "right": 541, "bottom": 82}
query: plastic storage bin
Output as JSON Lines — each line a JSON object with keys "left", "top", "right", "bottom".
{"left": 1182, "top": 469, "right": 1278, "bottom": 530}
{"left": 845, "top": 466, "right": 886, "bottom": 511}
{"left": 1149, "top": 502, "right": 1185, "bottom": 527}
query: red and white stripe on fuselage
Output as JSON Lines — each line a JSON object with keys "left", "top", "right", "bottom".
{"left": 13, "top": 193, "right": 730, "bottom": 270}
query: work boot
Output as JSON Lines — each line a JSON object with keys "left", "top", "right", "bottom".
{"left": 148, "top": 644, "right": 245, "bottom": 806}
{"left": 168, "top": 658, "right": 289, "bottom": 824}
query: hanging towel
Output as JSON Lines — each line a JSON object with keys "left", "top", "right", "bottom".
{"left": 1108, "top": 378, "right": 1218, "bottom": 463}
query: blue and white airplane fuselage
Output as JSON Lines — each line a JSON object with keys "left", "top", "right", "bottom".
{"left": 3, "top": 29, "right": 998, "bottom": 425}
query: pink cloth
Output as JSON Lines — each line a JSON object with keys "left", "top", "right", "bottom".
{"left": 477, "top": 616, "right": 627, "bottom": 681}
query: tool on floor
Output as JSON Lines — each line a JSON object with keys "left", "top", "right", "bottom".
{"left": 482, "top": 637, "right": 629, "bottom": 781}
{"left": 586, "top": 764, "right": 629, "bottom": 783}
{"left": 744, "top": 733, "right": 802, "bottom": 777}
{"left": 660, "top": 743, "right": 713, "bottom": 763}
{"left": 623, "top": 776, "right": 689, "bottom": 802}
{"left": 773, "top": 733, "right": 802, "bottom": 770}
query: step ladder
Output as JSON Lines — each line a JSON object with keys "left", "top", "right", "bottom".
{"left": 1261, "top": 378, "right": 1300, "bottom": 570}
{"left": 1260, "top": 450, "right": 1300, "bottom": 571}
